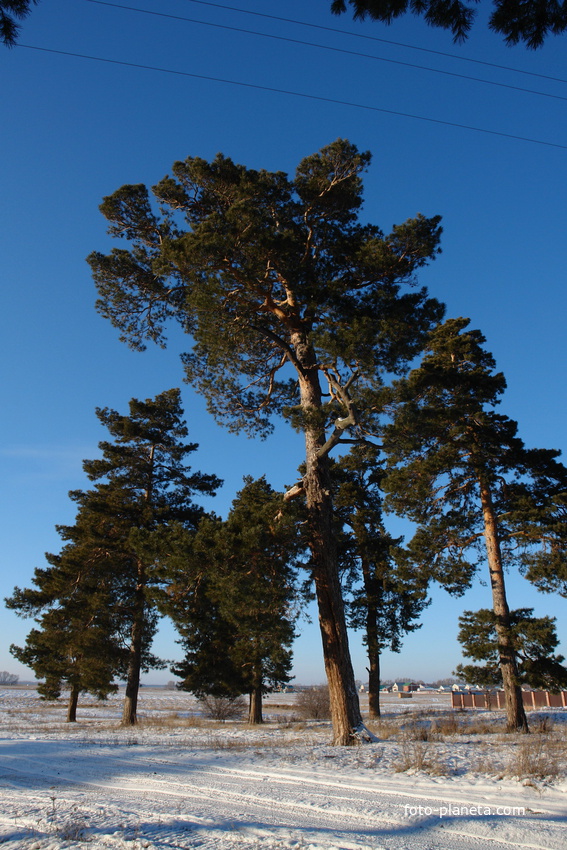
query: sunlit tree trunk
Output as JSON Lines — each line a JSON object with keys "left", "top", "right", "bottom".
{"left": 479, "top": 478, "right": 529, "bottom": 733}
{"left": 295, "top": 333, "right": 371, "bottom": 745}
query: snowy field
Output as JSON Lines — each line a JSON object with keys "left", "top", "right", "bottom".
{"left": 0, "top": 688, "right": 566, "bottom": 850}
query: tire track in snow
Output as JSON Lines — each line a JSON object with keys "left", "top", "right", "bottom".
{"left": 0, "top": 747, "right": 561, "bottom": 850}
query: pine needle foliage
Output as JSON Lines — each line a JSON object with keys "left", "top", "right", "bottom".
{"left": 331, "top": 0, "right": 567, "bottom": 48}
{"left": 456, "top": 608, "right": 567, "bottom": 691}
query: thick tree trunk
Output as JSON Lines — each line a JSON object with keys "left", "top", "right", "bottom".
{"left": 67, "top": 683, "right": 79, "bottom": 722}
{"left": 248, "top": 685, "right": 263, "bottom": 724}
{"left": 294, "top": 333, "right": 375, "bottom": 745}
{"left": 122, "top": 577, "right": 145, "bottom": 726}
{"left": 479, "top": 479, "right": 529, "bottom": 733}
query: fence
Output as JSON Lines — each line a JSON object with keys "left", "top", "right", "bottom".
{"left": 452, "top": 690, "right": 567, "bottom": 709}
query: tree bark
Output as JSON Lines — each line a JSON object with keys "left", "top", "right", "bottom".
{"left": 248, "top": 685, "right": 263, "bottom": 724}
{"left": 479, "top": 478, "right": 529, "bottom": 733}
{"left": 67, "top": 683, "right": 79, "bottom": 722}
{"left": 121, "top": 573, "right": 145, "bottom": 726}
{"left": 361, "top": 556, "right": 381, "bottom": 718}
{"left": 293, "top": 331, "right": 374, "bottom": 745}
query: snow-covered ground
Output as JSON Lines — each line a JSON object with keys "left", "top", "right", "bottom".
{"left": 0, "top": 688, "right": 566, "bottom": 849}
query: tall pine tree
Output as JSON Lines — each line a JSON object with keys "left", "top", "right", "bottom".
{"left": 382, "top": 318, "right": 567, "bottom": 731}
{"left": 7, "top": 537, "right": 126, "bottom": 721}
{"left": 88, "top": 139, "right": 444, "bottom": 743}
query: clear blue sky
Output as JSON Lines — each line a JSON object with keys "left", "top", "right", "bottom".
{"left": 1, "top": 0, "right": 566, "bottom": 686}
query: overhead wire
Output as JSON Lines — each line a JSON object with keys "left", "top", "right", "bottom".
{"left": 17, "top": 43, "right": 567, "bottom": 150}
{"left": 86, "top": 0, "right": 567, "bottom": 104}
{"left": 177, "top": 0, "right": 567, "bottom": 86}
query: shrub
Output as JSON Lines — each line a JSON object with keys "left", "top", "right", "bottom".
{"left": 295, "top": 685, "right": 331, "bottom": 720}
{"left": 198, "top": 695, "right": 247, "bottom": 721}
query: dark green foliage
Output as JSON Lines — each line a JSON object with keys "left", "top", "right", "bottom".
{"left": 0, "top": 1, "right": 37, "bottom": 47}
{"left": 456, "top": 608, "right": 567, "bottom": 691}
{"left": 383, "top": 318, "right": 567, "bottom": 590}
{"left": 331, "top": 0, "right": 567, "bottom": 48}
{"left": 7, "top": 521, "right": 130, "bottom": 709}
{"left": 167, "top": 478, "right": 302, "bottom": 720}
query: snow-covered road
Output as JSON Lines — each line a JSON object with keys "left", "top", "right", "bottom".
{"left": 0, "top": 689, "right": 565, "bottom": 849}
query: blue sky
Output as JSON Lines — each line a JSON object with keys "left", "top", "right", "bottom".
{"left": 1, "top": 0, "right": 566, "bottom": 686}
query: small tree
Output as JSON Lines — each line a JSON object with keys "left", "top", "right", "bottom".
{"left": 7, "top": 529, "right": 127, "bottom": 721}
{"left": 0, "top": 671, "right": 19, "bottom": 685}
{"left": 295, "top": 685, "right": 332, "bottom": 720}
{"left": 89, "top": 139, "right": 444, "bottom": 743}
{"left": 456, "top": 608, "right": 567, "bottom": 692}
{"left": 167, "top": 477, "right": 303, "bottom": 724}
{"left": 382, "top": 318, "right": 567, "bottom": 731}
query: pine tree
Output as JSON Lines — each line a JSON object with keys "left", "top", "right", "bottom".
{"left": 382, "top": 318, "right": 567, "bottom": 731}
{"left": 88, "top": 139, "right": 443, "bottom": 743}
{"left": 81, "top": 388, "right": 221, "bottom": 725}
{"left": 166, "top": 478, "right": 303, "bottom": 724}
{"left": 333, "top": 446, "right": 430, "bottom": 717}
{"left": 7, "top": 542, "right": 125, "bottom": 721}
{"left": 456, "top": 608, "right": 567, "bottom": 692}
{"left": 7, "top": 389, "right": 221, "bottom": 725}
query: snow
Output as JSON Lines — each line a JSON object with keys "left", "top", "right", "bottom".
{"left": 0, "top": 688, "right": 566, "bottom": 849}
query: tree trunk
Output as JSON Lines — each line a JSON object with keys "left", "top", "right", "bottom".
{"left": 248, "top": 685, "right": 263, "bottom": 724}
{"left": 366, "top": 642, "right": 381, "bottom": 719}
{"left": 479, "top": 479, "right": 529, "bottom": 733}
{"left": 122, "top": 576, "right": 145, "bottom": 726}
{"left": 294, "top": 333, "right": 375, "bottom": 745}
{"left": 67, "top": 683, "right": 79, "bottom": 722}
{"left": 362, "top": 556, "right": 381, "bottom": 718}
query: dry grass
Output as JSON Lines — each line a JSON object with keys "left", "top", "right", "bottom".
{"left": 393, "top": 736, "right": 451, "bottom": 775}
{"left": 505, "top": 735, "right": 566, "bottom": 780}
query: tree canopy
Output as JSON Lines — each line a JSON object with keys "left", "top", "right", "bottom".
{"left": 331, "top": 0, "right": 567, "bottom": 48}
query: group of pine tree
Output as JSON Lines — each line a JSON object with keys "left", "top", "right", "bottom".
{"left": 7, "top": 140, "right": 567, "bottom": 742}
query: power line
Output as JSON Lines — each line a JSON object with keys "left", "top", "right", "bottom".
{"left": 87, "top": 0, "right": 567, "bottom": 104}
{"left": 18, "top": 43, "right": 567, "bottom": 150}
{"left": 178, "top": 0, "right": 567, "bottom": 86}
